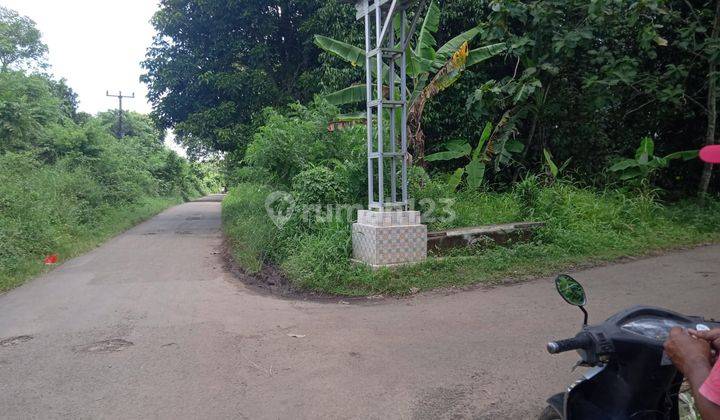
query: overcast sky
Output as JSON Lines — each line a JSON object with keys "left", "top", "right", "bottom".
{"left": 2, "top": 0, "right": 186, "bottom": 154}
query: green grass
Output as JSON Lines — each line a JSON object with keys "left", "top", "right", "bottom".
{"left": 0, "top": 153, "right": 201, "bottom": 292}
{"left": 221, "top": 183, "right": 281, "bottom": 273}
{"left": 0, "top": 196, "right": 184, "bottom": 292}
{"left": 222, "top": 180, "right": 720, "bottom": 297}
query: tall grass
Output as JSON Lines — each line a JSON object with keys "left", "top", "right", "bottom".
{"left": 222, "top": 179, "right": 720, "bottom": 296}
{"left": 0, "top": 153, "right": 196, "bottom": 291}
{"left": 221, "top": 183, "right": 283, "bottom": 273}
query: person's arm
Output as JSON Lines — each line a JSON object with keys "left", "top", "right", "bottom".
{"left": 664, "top": 327, "right": 720, "bottom": 420}
{"left": 686, "top": 362, "right": 720, "bottom": 420}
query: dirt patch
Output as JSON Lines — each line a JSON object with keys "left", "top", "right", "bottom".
{"left": 220, "top": 240, "right": 292, "bottom": 295}
{"left": 73, "top": 338, "right": 134, "bottom": 354}
{"left": 220, "top": 238, "right": 380, "bottom": 304}
{"left": 0, "top": 335, "right": 33, "bottom": 347}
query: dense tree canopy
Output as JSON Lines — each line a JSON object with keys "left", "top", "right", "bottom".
{"left": 0, "top": 6, "right": 47, "bottom": 72}
{"left": 143, "top": 0, "right": 719, "bottom": 193}
{"left": 142, "top": 0, "right": 360, "bottom": 159}
{"left": 415, "top": 0, "right": 720, "bottom": 192}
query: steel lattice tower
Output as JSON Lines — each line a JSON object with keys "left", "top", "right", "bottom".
{"left": 355, "top": 0, "right": 428, "bottom": 210}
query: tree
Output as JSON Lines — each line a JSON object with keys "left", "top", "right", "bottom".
{"left": 691, "top": 0, "right": 720, "bottom": 196}
{"left": 96, "top": 110, "right": 166, "bottom": 146}
{"left": 140, "top": 0, "right": 720, "bottom": 194}
{"left": 0, "top": 71, "right": 62, "bottom": 154}
{"left": 436, "top": 0, "right": 720, "bottom": 191}
{"left": 47, "top": 78, "right": 79, "bottom": 122}
{"left": 141, "top": 0, "right": 357, "bottom": 160}
{"left": 0, "top": 6, "right": 47, "bottom": 72}
{"left": 425, "top": 122, "right": 494, "bottom": 190}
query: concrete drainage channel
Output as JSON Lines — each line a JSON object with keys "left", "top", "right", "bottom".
{"left": 427, "top": 222, "right": 546, "bottom": 254}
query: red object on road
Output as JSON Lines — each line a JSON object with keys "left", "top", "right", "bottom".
{"left": 44, "top": 254, "right": 58, "bottom": 265}
{"left": 699, "top": 145, "right": 720, "bottom": 164}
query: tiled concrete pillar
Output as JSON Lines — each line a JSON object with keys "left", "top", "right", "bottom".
{"left": 352, "top": 210, "right": 427, "bottom": 268}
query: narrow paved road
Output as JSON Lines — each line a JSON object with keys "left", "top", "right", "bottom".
{"left": 1, "top": 195, "right": 718, "bottom": 419}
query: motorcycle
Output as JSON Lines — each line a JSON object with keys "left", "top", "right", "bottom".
{"left": 541, "top": 274, "right": 720, "bottom": 420}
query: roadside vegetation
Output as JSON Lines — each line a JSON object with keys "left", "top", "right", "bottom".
{"left": 145, "top": 1, "right": 720, "bottom": 296}
{"left": 222, "top": 105, "right": 720, "bottom": 296}
{"left": 0, "top": 7, "right": 219, "bottom": 291}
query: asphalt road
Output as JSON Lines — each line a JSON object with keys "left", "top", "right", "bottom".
{"left": 1, "top": 195, "right": 718, "bottom": 419}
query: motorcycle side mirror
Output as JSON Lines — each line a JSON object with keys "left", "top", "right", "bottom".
{"left": 555, "top": 274, "right": 589, "bottom": 325}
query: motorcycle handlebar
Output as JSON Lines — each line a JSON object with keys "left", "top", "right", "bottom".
{"left": 547, "top": 334, "right": 592, "bottom": 354}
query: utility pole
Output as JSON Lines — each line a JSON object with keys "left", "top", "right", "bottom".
{"left": 106, "top": 90, "right": 135, "bottom": 138}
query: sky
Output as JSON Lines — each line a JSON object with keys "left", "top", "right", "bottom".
{"left": 2, "top": 0, "right": 185, "bottom": 155}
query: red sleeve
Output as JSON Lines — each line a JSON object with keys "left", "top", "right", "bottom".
{"left": 700, "top": 360, "right": 720, "bottom": 406}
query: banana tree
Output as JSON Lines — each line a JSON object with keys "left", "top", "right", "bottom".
{"left": 313, "top": 0, "right": 505, "bottom": 166}
{"left": 425, "top": 121, "right": 493, "bottom": 191}
{"left": 609, "top": 137, "right": 698, "bottom": 182}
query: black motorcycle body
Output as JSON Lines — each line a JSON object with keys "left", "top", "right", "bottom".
{"left": 544, "top": 276, "right": 720, "bottom": 420}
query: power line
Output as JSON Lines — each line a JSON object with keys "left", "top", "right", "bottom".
{"left": 106, "top": 90, "right": 135, "bottom": 138}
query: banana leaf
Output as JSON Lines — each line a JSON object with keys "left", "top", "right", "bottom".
{"left": 543, "top": 149, "right": 558, "bottom": 177}
{"left": 465, "top": 160, "right": 486, "bottom": 189}
{"left": 664, "top": 150, "right": 698, "bottom": 161}
{"left": 466, "top": 43, "right": 506, "bottom": 67}
{"left": 619, "top": 167, "right": 645, "bottom": 180}
{"left": 434, "top": 27, "right": 482, "bottom": 68}
{"left": 324, "top": 83, "right": 405, "bottom": 106}
{"left": 635, "top": 137, "right": 654, "bottom": 164}
{"left": 415, "top": 0, "right": 440, "bottom": 62}
{"left": 325, "top": 85, "right": 367, "bottom": 106}
{"left": 448, "top": 168, "right": 465, "bottom": 191}
{"left": 314, "top": 35, "right": 364, "bottom": 66}
{"left": 408, "top": 46, "right": 434, "bottom": 77}
{"left": 472, "top": 122, "right": 493, "bottom": 161}
{"left": 609, "top": 159, "right": 639, "bottom": 172}
{"left": 426, "top": 140, "right": 472, "bottom": 162}
{"left": 334, "top": 112, "right": 366, "bottom": 122}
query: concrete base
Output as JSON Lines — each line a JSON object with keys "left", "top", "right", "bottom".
{"left": 352, "top": 210, "right": 427, "bottom": 267}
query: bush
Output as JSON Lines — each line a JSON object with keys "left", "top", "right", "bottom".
{"left": 221, "top": 97, "right": 720, "bottom": 296}
{"left": 0, "top": 152, "right": 193, "bottom": 290}
{"left": 0, "top": 59, "right": 215, "bottom": 292}
{"left": 0, "top": 71, "right": 63, "bottom": 154}
{"left": 514, "top": 174, "right": 541, "bottom": 219}
{"left": 292, "top": 166, "right": 349, "bottom": 206}
{"left": 0, "top": 154, "right": 78, "bottom": 277}
{"left": 244, "top": 99, "right": 365, "bottom": 187}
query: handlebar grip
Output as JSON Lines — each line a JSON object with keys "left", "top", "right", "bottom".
{"left": 547, "top": 334, "right": 591, "bottom": 354}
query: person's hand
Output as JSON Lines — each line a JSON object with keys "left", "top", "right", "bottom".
{"left": 664, "top": 327, "right": 712, "bottom": 377}
{"left": 690, "top": 328, "right": 720, "bottom": 364}
{"left": 690, "top": 328, "right": 720, "bottom": 352}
